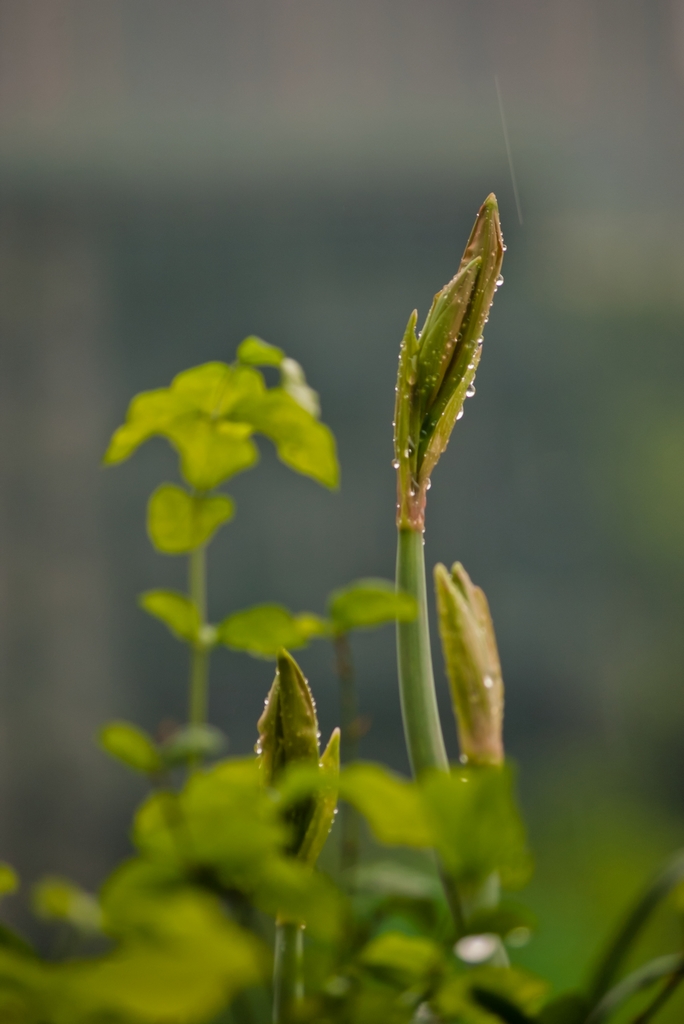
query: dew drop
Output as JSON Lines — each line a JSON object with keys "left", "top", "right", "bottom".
{"left": 495, "top": 274, "right": 504, "bottom": 288}
{"left": 459, "top": 753, "right": 468, "bottom": 764}
{"left": 392, "top": 459, "right": 400, "bottom": 469}
{"left": 456, "top": 409, "right": 464, "bottom": 421}
{"left": 426, "top": 479, "right": 432, "bottom": 490}
{"left": 466, "top": 384, "right": 476, "bottom": 398}
{"left": 483, "top": 675, "right": 494, "bottom": 689}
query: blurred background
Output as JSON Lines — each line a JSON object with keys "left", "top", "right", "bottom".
{"left": 1, "top": 0, "right": 684, "bottom": 1005}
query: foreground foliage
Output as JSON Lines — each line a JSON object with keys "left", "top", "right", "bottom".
{"left": 1, "top": 197, "right": 682, "bottom": 1024}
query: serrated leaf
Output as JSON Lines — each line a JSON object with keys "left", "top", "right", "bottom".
{"left": 339, "top": 763, "right": 433, "bottom": 847}
{"left": 139, "top": 590, "right": 201, "bottom": 643}
{"left": 0, "top": 864, "right": 18, "bottom": 897}
{"left": 328, "top": 578, "right": 417, "bottom": 634}
{"left": 234, "top": 389, "right": 339, "bottom": 489}
{"left": 217, "top": 604, "right": 328, "bottom": 658}
{"left": 420, "top": 766, "right": 532, "bottom": 890}
{"left": 166, "top": 416, "right": 258, "bottom": 490}
{"left": 103, "top": 388, "right": 193, "bottom": 465}
{"left": 33, "top": 877, "right": 102, "bottom": 932}
{"left": 147, "top": 484, "right": 234, "bottom": 554}
{"left": 237, "top": 336, "right": 284, "bottom": 367}
{"left": 99, "top": 721, "right": 163, "bottom": 775}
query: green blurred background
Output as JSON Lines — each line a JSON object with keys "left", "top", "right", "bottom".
{"left": 1, "top": 0, "right": 684, "bottom": 1006}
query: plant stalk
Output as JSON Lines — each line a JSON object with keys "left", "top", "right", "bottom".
{"left": 189, "top": 544, "right": 209, "bottom": 727}
{"left": 396, "top": 527, "right": 468, "bottom": 935}
{"left": 273, "top": 921, "right": 304, "bottom": 1024}
{"left": 334, "top": 633, "right": 361, "bottom": 875}
{"left": 587, "top": 848, "right": 684, "bottom": 1007}
{"left": 396, "top": 527, "right": 449, "bottom": 775}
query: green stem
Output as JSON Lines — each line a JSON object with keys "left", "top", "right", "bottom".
{"left": 189, "top": 544, "right": 209, "bottom": 727}
{"left": 273, "top": 922, "right": 304, "bottom": 1024}
{"left": 587, "top": 848, "right": 684, "bottom": 1007}
{"left": 396, "top": 527, "right": 448, "bottom": 775}
{"left": 396, "top": 527, "right": 467, "bottom": 935}
{"left": 334, "top": 633, "right": 361, "bottom": 876}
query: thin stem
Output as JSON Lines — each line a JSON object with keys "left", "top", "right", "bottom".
{"left": 631, "top": 963, "right": 684, "bottom": 1024}
{"left": 273, "top": 921, "right": 304, "bottom": 1024}
{"left": 396, "top": 527, "right": 466, "bottom": 935}
{"left": 334, "top": 633, "right": 360, "bottom": 875}
{"left": 189, "top": 544, "right": 209, "bottom": 727}
{"left": 587, "top": 849, "right": 684, "bottom": 1006}
{"left": 396, "top": 527, "right": 448, "bottom": 775}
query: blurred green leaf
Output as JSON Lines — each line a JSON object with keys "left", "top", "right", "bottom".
{"left": 160, "top": 724, "right": 226, "bottom": 767}
{"left": 0, "top": 864, "right": 18, "bottom": 898}
{"left": 103, "top": 387, "right": 193, "bottom": 464}
{"left": 99, "top": 721, "right": 163, "bottom": 775}
{"left": 420, "top": 766, "right": 532, "bottom": 890}
{"left": 130, "top": 757, "right": 341, "bottom": 937}
{"left": 218, "top": 604, "right": 328, "bottom": 658}
{"left": 249, "top": 855, "right": 343, "bottom": 939}
{"left": 435, "top": 966, "right": 547, "bottom": 1023}
{"left": 328, "top": 578, "right": 417, "bottom": 634}
{"left": 147, "top": 484, "right": 234, "bottom": 554}
{"left": 233, "top": 388, "right": 339, "bottom": 489}
{"left": 237, "top": 335, "right": 284, "bottom": 367}
{"left": 33, "top": 877, "right": 102, "bottom": 932}
{"left": 71, "top": 872, "right": 266, "bottom": 1022}
{"left": 360, "top": 931, "right": 444, "bottom": 979}
{"left": 139, "top": 589, "right": 201, "bottom": 643}
{"left": 340, "top": 763, "right": 433, "bottom": 847}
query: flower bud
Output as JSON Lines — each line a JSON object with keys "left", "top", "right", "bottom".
{"left": 394, "top": 196, "right": 504, "bottom": 530}
{"left": 256, "top": 649, "right": 320, "bottom": 786}
{"left": 256, "top": 649, "right": 340, "bottom": 864}
{"left": 434, "top": 562, "right": 504, "bottom": 766}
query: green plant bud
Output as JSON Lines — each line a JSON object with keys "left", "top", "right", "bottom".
{"left": 434, "top": 562, "right": 504, "bottom": 766}
{"left": 394, "top": 196, "right": 504, "bottom": 530}
{"left": 256, "top": 649, "right": 320, "bottom": 787}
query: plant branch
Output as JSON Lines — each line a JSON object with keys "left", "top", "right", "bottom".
{"left": 631, "top": 962, "right": 684, "bottom": 1024}
{"left": 587, "top": 849, "right": 684, "bottom": 1006}
{"left": 189, "top": 544, "right": 209, "bottom": 728}
{"left": 396, "top": 527, "right": 448, "bottom": 775}
{"left": 273, "top": 921, "right": 304, "bottom": 1024}
{"left": 334, "top": 633, "right": 361, "bottom": 875}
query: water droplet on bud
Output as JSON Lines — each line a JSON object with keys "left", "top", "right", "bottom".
{"left": 484, "top": 675, "right": 494, "bottom": 689}
{"left": 392, "top": 459, "right": 400, "bottom": 469}
{"left": 456, "top": 409, "right": 464, "bottom": 421}
{"left": 466, "top": 384, "right": 476, "bottom": 398}
{"left": 459, "top": 753, "right": 468, "bottom": 764}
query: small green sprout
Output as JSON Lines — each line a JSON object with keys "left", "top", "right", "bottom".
{"left": 434, "top": 562, "right": 504, "bottom": 767}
